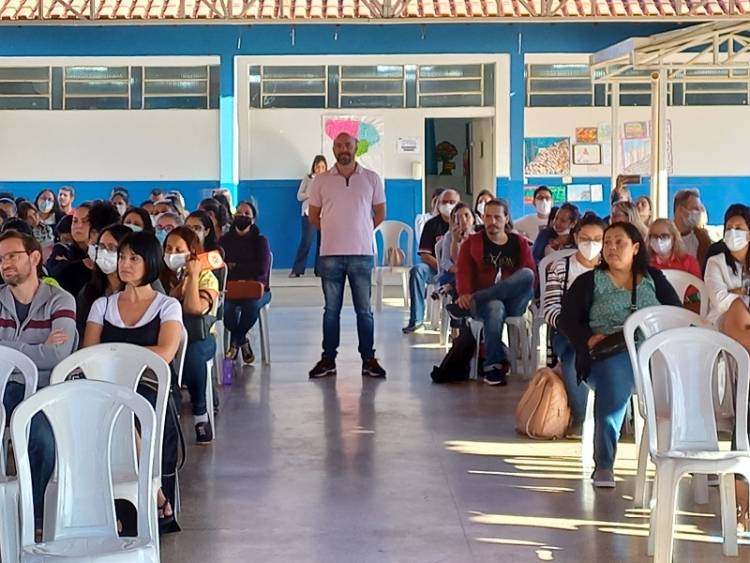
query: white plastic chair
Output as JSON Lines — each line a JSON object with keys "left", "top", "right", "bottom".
{"left": 662, "top": 268, "right": 709, "bottom": 318}
{"left": 624, "top": 305, "right": 713, "bottom": 508}
{"left": 636, "top": 327, "right": 750, "bottom": 563}
{"left": 174, "top": 327, "right": 189, "bottom": 388}
{"left": 467, "top": 311, "right": 533, "bottom": 380}
{"left": 47, "top": 344, "right": 171, "bottom": 539}
{"left": 10, "top": 380, "right": 159, "bottom": 563}
{"left": 0, "top": 346, "right": 39, "bottom": 476}
{"left": 533, "top": 248, "right": 578, "bottom": 368}
{"left": 213, "top": 265, "right": 228, "bottom": 386}
{"left": 257, "top": 253, "right": 273, "bottom": 365}
{"left": 373, "top": 221, "right": 414, "bottom": 312}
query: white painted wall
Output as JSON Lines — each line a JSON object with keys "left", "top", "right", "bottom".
{"left": 236, "top": 54, "right": 509, "bottom": 182}
{"left": 0, "top": 110, "right": 219, "bottom": 180}
{"left": 524, "top": 105, "right": 750, "bottom": 177}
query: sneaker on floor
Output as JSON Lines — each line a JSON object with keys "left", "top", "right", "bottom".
{"left": 446, "top": 303, "right": 472, "bottom": 320}
{"left": 483, "top": 365, "right": 508, "bottom": 386}
{"left": 226, "top": 345, "right": 238, "bottom": 361}
{"left": 309, "top": 355, "right": 337, "bottom": 379}
{"left": 402, "top": 323, "right": 423, "bottom": 334}
{"left": 195, "top": 421, "right": 213, "bottom": 445}
{"left": 241, "top": 341, "right": 255, "bottom": 364}
{"left": 592, "top": 469, "right": 616, "bottom": 488}
{"left": 362, "top": 357, "right": 387, "bottom": 378}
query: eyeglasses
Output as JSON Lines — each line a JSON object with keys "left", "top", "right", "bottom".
{"left": 155, "top": 225, "right": 175, "bottom": 233}
{"left": 651, "top": 234, "right": 671, "bottom": 242}
{"left": 0, "top": 251, "right": 28, "bottom": 265}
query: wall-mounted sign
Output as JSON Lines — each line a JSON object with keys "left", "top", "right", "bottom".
{"left": 398, "top": 137, "right": 421, "bottom": 154}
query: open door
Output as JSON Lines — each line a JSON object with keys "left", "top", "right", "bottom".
{"left": 469, "top": 117, "right": 495, "bottom": 197}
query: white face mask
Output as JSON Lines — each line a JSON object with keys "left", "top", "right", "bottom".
{"left": 114, "top": 203, "right": 127, "bottom": 217}
{"left": 95, "top": 249, "right": 118, "bottom": 275}
{"left": 87, "top": 244, "right": 98, "bottom": 263}
{"left": 38, "top": 200, "right": 53, "bottom": 214}
{"left": 535, "top": 199, "right": 552, "bottom": 216}
{"left": 555, "top": 227, "right": 571, "bottom": 236}
{"left": 685, "top": 209, "right": 702, "bottom": 228}
{"left": 724, "top": 229, "right": 749, "bottom": 252}
{"left": 438, "top": 203, "right": 457, "bottom": 217}
{"left": 164, "top": 252, "right": 189, "bottom": 272}
{"left": 125, "top": 223, "right": 143, "bottom": 233}
{"left": 578, "top": 241, "right": 602, "bottom": 262}
{"left": 476, "top": 201, "right": 486, "bottom": 216}
{"left": 650, "top": 237, "right": 673, "bottom": 256}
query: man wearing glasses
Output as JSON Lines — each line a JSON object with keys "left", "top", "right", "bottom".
{"left": 0, "top": 230, "right": 77, "bottom": 526}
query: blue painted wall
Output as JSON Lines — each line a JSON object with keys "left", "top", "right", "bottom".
{"left": 3, "top": 21, "right": 738, "bottom": 268}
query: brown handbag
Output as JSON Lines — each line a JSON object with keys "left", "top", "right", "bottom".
{"left": 225, "top": 280, "right": 264, "bottom": 300}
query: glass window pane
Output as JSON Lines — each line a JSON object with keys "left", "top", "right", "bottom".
{"left": 620, "top": 94, "right": 651, "bottom": 106}
{"left": 0, "top": 96, "right": 49, "bottom": 109}
{"left": 65, "top": 81, "right": 129, "bottom": 96}
{"left": 327, "top": 66, "right": 339, "bottom": 108}
{"left": 209, "top": 65, "right": 219, "bottom": 110}
{"left": 263, "top": 79, "right": 325, "bottom": 95}
{"left": 0, "top": 67, "right": 49, "bottom": 81}
{"left": 340, "top": 80, "right": 403, "bottom": 95}
{"left": 131, "top": 66, "right": 142, "bottom": 109}
{"left": 144, "top": 80, "right": 207, "bottom": 95}
{"left": 262, "top": 95, "right": 326, "bottom": 108}
{"left": 262, "top": 66, "right": 326, "bottom": 79}
{"left": 418, "top": 79, "right": 482, "bottom": 94}
{"left": 420, "top": 94, "right": 482, "bottom": 107}
{"left": 341, "top": 65, "right": 403, "bottom": 79}
{"left": 144, "top": 66, "right": 208, "bottom": 80}
{"left": 483, "top": 63, "right": 495, "bottom": 107}
{"left": 249, "top": 65, "right": 261, "bottom": 108}
{"left": 65, "top": 97, "right": 129, "bottom": 110}
{"left": 0, "top": 82, "right": 48, "bottom": 95}
{"left": 528, "top": 94, "right": 592, "bottom": 107}
{"left": 685, "top": 82, "right": 747, "bottom": 93}
{"left": 405, "top": 65, "right": 417, "bottom": 107}
{"left": 529, "top": 78, "right": 591, "bottom": 92}
{"left": 51, "top": 67, "right": 63, "bottom": 110}
{"left": 144, "top": 96, "right": 208, "bottom": 109}
{"left": 65, "top": 66, "right": 129, "bottom": 80}
{"left": 528, "top": 64, "right": 589, "bottom": 78}
{"left": 685, "top": 93, "right": 747, "bottom": 105}
{"left": 419, "top": 64, "right": 481, "bottom": 79}
{"left": 341, "top": 95, "right": 403, "bottom": 108}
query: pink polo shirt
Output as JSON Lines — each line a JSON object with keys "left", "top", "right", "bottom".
{"left": 307, "top": 163, "right": 386, "bottom": 256}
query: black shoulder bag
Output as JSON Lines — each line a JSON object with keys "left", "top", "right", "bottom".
{"left": 588, "top": 273, "right": 637, "bottom": 362}
{"left": 183, "top": 289, "right": 217, "bottom": 343}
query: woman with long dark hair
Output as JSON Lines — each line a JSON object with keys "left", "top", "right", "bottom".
{"left": 34, "top": 188, "right": 65, "bottom": 230}
{"left": 219, "top": 201, "right": 272, "bottom": 364}
{"left": 290, "top": 155, "right": 327, "bottom": 278}
{"left": 559, "top": 222, "right": 680, "bottom": 488}
{"left": 186, "top": 210, "right": 219, "bottom": 252}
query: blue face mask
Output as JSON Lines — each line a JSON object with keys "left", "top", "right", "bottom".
{"left": 155, "top": 230, "right": 168, "bottom": 245}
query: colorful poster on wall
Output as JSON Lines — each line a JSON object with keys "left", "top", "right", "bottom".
{"left": 523, "top": 185, "right": 567, "bottom": 205}
{"left": 575, "top": 127, "right": 598, "bottom": 144}
{"left": 621, "top": 120, "right": 673, "bottom": 175}
{"left": 321, "top": 115, "right": 385, "bottom": 177}
{"left": 624, "top": 121, "right": 648, "bottom": 139}
{"left": 523, "top": 137, "right": 570, "bottom": 176}
{"left": 573, "top": 144, "right": 602, "bottom": 165}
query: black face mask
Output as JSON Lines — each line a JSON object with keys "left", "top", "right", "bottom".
{"left": 233, "top": 216, "right": 253, "bottom": 231}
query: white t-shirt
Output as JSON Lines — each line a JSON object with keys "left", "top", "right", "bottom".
{"left": 514, "top": 213, "right": 549, "bottom": 243}
{"left": 88, "top": 291, "right": 182, "bottom": 328}
{"left": 682, "top": 230, "right": 699, "bottom": 258}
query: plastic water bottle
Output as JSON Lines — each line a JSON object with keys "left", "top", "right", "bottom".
{"left": 222, "top": 357, "right": 234, "bottom": 385}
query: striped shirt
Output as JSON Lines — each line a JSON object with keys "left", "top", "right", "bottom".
{"left": 543, "top": 254, "right": 594, "bottom": 330}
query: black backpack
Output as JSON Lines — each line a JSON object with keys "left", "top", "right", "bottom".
{"left": 430, "top": 323, "right": 476, "bottom": 383}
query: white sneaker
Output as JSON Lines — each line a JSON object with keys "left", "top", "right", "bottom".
{"left": 592, "top": 469, "right": 616, "bottom": 488}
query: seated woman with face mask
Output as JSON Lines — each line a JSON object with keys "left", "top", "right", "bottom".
{"left": 219, "top": 201, "right": 272, "bottom": 364}
{"left": 532, "top": 202, "right": 580, "bottom": 264}
{"left": 161, "top": 226, "right": 219, "bottom": 445}
{"left": 648, "top": 219, "right": 702, "bottom": 312}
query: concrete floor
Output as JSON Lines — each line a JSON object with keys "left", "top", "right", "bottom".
{"left": 162, "top": 283, "right": 750, "bottom": 563}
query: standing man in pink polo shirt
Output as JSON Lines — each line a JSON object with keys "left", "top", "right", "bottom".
{"left": 307, "top": 132, "right": 387, "bottom": 379}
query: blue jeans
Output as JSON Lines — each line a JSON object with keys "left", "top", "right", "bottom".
{"left": 291, "top": 214, "right": 320, "bottom": 275}
{"left": 552, "top": 332, "right": 589, "bottom": 425}
{"left": 436, "top": 272, "right": 455, "bottom": 287}
{"left": 319, "top": 255, "right": 375, "bottom": 360}
{"left": 585, "top": 350, "right": 635, "bottom": 471}
{"left": 408, "top": 262, "right": 436, "bottom": 326}
{"left": 225, "top": 292, "right": 272, "bottom": 348}
{"left": 471, "top": 268, "right": 534, "bottom": 368}
{"left": 4, "top": 381, "right": 55, "bottom": 521}
{"left": 183, "top": 336, "right": 217, "bottom": 416}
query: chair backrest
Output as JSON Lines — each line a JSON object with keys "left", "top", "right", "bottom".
{"left": 11, "top": 380, "right": 157, "bottom": 546}
{"left": 537, "top": 248, "right": 577, "bottom": 316}
{"left": 0, "top": 345, "right": 38, "bottom": 401}
{"left": 624, "top": 305, "right": 707, "bottom": 419}
{"left": 636, "top": 327, "right": 749, "bottom": 456}
{"left": 374, "top": 220, "right": 414, "bottom": 268}
{"left": 49, "top": 344, "right": 170, "bottom": 482}
{"left": 661, "top": 268, "right": 709, "bottom": 317}
{"left": 174, "top": 327, "right": 189, "bottom": 387}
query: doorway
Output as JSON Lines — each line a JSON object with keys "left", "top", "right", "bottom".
{"left": 423, "top": 117, "right": 495, "bottom": 211}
